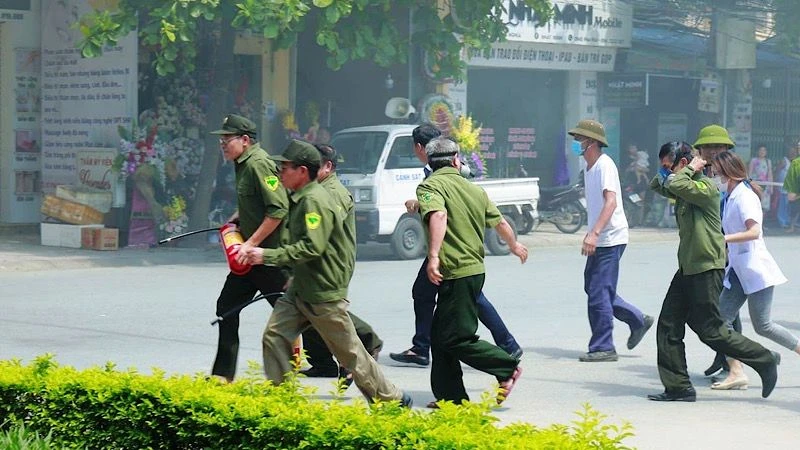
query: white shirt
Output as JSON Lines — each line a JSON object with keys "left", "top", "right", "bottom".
{"left": 722, "top": 182, "right": 787, "bottom": 294}
{"left": 584, "top": 153, "right": 628, "bottom": 247}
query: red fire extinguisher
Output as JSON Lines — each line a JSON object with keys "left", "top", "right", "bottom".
{"left": 219, "top": 222, "right": 252, "bottom": 276}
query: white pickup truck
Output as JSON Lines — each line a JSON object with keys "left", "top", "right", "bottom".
{"left": 330, "top": 125, "right": 540, "bottom": 259}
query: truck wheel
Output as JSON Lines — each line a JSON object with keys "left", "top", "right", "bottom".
{"left": 391, "top": 217, "right": 425, "bottom": 259}
{"left": 520, "top": 211, "right": 535, "bottom": 235}
{"left": 485, "top": 214, "right": 517, "bottom": 255}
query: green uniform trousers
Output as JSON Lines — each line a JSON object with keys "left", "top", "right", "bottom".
{"left": 657, "top": 269, "right": 775, "bottom": 392}
{"left": 262, "top": 295, "right": 401, "bottom": 402}
{"left": 301, "top": 313, "right": 383, "bottom": 371}
{"left": 431, "top": 273, "right": 517, "bottom": 404}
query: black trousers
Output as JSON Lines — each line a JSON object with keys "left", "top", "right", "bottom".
{"left": 211, "top": 265, "right": 286, "bottom": 380}
{"left": 656, "top": 269, "right": 774, "bottom": 392}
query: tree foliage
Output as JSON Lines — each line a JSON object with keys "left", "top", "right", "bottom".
{"left": 78, "top": 0, "right": 552, "bottom": 82}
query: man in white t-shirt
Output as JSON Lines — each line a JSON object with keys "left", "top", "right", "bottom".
{"left": 568, "top": 120, "right": 654, "bottom": 362}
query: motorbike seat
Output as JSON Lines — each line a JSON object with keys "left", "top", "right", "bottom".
{"left": 539, "top": 185, "right": 575, "bottom": 194}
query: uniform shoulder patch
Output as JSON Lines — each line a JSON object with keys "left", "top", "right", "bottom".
{"left": 419, "top": 192, "right": 434, "bottom": 204}
{"left": 305, "top": 212, "right": 322, "bottom": 230}
{"left": 264, "top": 175, "right": 280, "bottom": 191}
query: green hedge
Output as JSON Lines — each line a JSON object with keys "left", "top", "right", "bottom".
{"left": 0, "top": 355, "right": 634, "bottom": 449}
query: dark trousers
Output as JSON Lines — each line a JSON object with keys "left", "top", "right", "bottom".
{"left": 212, "top": 265, "right": 287, "bottom": 380}
{"left": 657, "top": 269, "right": 775, "bottom": 392}
{"left": 584, "top": 244, "right": 645, "bottom": 352}
{"left": 411, "top": 258, "right": 519, "bottom": 357}
{"left": 431, "top": 274, "right": 518, "bottom": 404}
{"left": 301, "top": 312, "right": 383, "bottom": 370}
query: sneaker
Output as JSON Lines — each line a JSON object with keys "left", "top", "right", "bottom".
{"left": 389, "top": 349, "right": 430, "bottom": 366}
{"left": 627, "top": 315, "right": 654, "bottom": 350}
{"left": 579, "top": 350, "right": 618, "bottom": 362}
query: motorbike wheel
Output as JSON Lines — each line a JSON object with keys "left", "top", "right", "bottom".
{"left": 520, "top": 211, "right": 536, "bottom": 234}
{"left": 624, "top": 197, "right": 643, "bottom": 228}
{"left": 485, "top": 214, "right": 517, "bottom": 255}
{"left": 553, "top": 201, "right": 586, "bottom": 234}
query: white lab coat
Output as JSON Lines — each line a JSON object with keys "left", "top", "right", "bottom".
{"left": 722, "top": 182, "right": 787, "bottom": 295}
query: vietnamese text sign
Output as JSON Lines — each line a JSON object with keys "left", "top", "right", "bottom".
{"left": 502, "top": 0, "right": 632, "bottom": 47}
{"left": 468, "top": 42, "right": 615, "bottom": 72}
{"left": 599, "top": 74, "right": 646, "bottom": 108}
{"left": 77, "top": 149, "right": 116, "bottom": 191}
{"left": 40, "top": 0, "right": 137, "bottom": 193}
{"left": 0, "top": 0, "right": 30, "bottom": 21}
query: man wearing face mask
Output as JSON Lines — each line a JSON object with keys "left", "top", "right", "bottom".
{"left": 646, "top": 141, "right": 779, "bottom": 402}
{"left": 568, "top": 120, "right": 653, "bottom": 363}
{"left": 692, "top": 125, "right": 745, "bottom": 378}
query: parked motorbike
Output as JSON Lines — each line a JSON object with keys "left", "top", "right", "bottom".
{"left": 523, "top": 178, "right": 587, "bottom": 234}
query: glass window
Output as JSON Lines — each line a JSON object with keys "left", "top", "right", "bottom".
{"left": 330, "top": 132, "right": 388, "bottom": 174}
{"left": 384, "top": 136, "right": 418, "bottom": 169}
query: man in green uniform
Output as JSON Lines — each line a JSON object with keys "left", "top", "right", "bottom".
{"left": 300, "top": 143, "right": 384, "bottom": 383}
{"left": 783, "top": 146, "right": 800, "bottom": 232}
{"left": 417, "top": 137, "right": 526, "bottom": 407}
{"left": 245, "top": 140, "right": 411, "bottom": 406}
{"left": 647, "top": 141, "right": 780, "bottom": 402}
{"left": 208, "top": 114, "right": 290, "bottom": 383}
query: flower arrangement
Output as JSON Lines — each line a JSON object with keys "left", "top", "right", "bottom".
{"left": 113, "top": 124, "right": 167, "bottom": 187}
{"left": 166, "top": 137, "right": 203, "bottom": 177}
{"left": 281, "top": 111, "right": 303, "bottom": 141}
{"left": 160, "top": 195, "right": 189, "bottom": 235}
{"left": 450, "top": 115, "right": 487, "bottom": 178}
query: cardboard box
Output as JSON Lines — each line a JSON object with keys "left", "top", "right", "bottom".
{"left": 81, "top": 228, "right": 119, "bottom": 251}
{"left": 41, "top": 194, "right": 105, "bottom": 225}
{"left": 56, "top": 185, "right": 113, "bottom": 213}
{"left": 41, "top": 223, "right": 103, "bottom": 248}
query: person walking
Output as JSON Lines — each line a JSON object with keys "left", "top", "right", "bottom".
{"left": 245, "top": 140, "right": 411, "bottom": 407}
{"left": 416, "top": 137, "right": 526, "bottom": 407}
{"left": 647, "top": 141, "right": 780, "bottom": 402}
{"left": 775, "top": 147, "right": 797, "bottom": 229}
{"left": 783, "top": 144, "right": 800, "bottom": 233}
{"left": 390, "top": 123, "right": 522, "bottom": 367}
{"left": 748, "top": 145, "right": 773, "bottom": 218}
{"left": 568, "top": 120, "right": 653, "bottom": 362}
{"left": 208, "top": 114, "right": 289, "bottom": 383}
{"left": 709, "top": 151, "right": 794, "bottom": 390}
{"left": 299, "top": 143, "right": 384, "bottom": 383}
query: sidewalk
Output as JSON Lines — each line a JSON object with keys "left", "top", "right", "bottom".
{"left": 0, "top": 223, "right": 681, "bottom": 272}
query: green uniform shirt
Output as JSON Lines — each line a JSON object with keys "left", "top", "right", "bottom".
{"left": 320, "top": 172, "right": 357, "bottom": 263}
{"left": 235, "top": 143, "right": 289, "bottom": 248}
{"left": 262, "top": 181, "right": 353, "bottom": 303}
{"left": 417, "top": 167, "right": 502, "bottom": 280}
{"left": 783, "top": 157, "right": 800, "bottom": 194}
{"left": 650, "top": 166, "right": 726, "bottom": 275}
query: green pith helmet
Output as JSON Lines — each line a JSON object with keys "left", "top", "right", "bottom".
{"left": 693, "top": 124, "right": 735, "bottom": 148}
{"left": 568, "top": 119, "right": 609, "bottom": 147}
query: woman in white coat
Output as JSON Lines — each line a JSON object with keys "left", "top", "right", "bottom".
{"left": 710, "top": 151, "right": 795, "bottom": 390}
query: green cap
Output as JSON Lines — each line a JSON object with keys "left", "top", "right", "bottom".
{"left": 269, "top": 140, "right": 321, "bottom": 166}
{"left": 568, "top": 119, "right": 609, "bottom": 147}
{"left": 693, "top": 124, "right": 735, "bottom": 148}
{"left": 209, "top": 114, "right": 257, "bottom": 136}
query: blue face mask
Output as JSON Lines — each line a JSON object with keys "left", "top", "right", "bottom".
{"left": 571, "top": 140, "right": 584, "bottom": 156}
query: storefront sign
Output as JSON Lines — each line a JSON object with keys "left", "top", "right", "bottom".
{"left": 507, "top": 128, "right": 537, "bottom": 159}
{"left": 598, "top": 74, "right": 646, "bottom": 108}
{"left": 77, "top": 149, "right": 116, "bottom": 191}
{"left": 503, "top": 0, "right": 632, "bottom": 47}
{"left": 0, "top": 0, "right": 30, "bottom": 21}
{"left": 467, "top": 42, "right": 615, "bottom": 72}
{"left": 40, "top": 0, "right": 137, "bottom": 193}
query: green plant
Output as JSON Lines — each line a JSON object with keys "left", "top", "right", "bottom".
{"left": 0, "top": 423, "right": 56, "bottom": 450}
{"left": 0, "top": 355, "right": 634, "bottom": 449}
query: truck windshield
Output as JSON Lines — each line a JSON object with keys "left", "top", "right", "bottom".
{"left": 330, "top": 131, "right": 388, "bottom": 174}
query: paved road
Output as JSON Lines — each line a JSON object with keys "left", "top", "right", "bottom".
{"left": 1, "top": 228, "right": 800, "bottom": 449}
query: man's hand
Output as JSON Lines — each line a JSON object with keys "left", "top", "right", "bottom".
{"left": 510, "top": 242, "right": 528, "bottom": 263}
{"left": 582, "top": 231, "right": 598, "bottom": 256}
{"left": 688, "top": 156, "right": 706, "bottom": 173}
{"left": 405, "top": 199, "right": 420, "bottom": 213}
{"left": 243, "top": 246, "right": 265, "bottom": 265}
{"left": 426, "top": 255, "right": 443, "bottom": 285}
{"left": 236, "top": 242, "right": 254, "bottom": 265}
